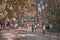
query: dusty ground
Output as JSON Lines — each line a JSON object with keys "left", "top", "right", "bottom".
{"left": 0, "top": 27, "right": 60, "bottom": 40}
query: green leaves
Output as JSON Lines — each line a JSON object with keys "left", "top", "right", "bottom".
{"left": 49, "top": 0, "right": 60, "bottom": 31}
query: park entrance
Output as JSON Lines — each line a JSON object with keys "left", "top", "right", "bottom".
{"left": 19, "top": 16, "right": 38, "bottom": 27}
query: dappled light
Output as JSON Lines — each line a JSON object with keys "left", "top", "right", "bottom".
{"left": 0, "top": 0, "right": 60, "bottom": 40}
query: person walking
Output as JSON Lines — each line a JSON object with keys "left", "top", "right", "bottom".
{"left": 35, "top": 25, "right": 37, "bottom": 31}
{"left": 31, "top": 23, "right": 34, "bottom": 32}
{"left": 42, "top": 24, "right": 46, "bottom": 35}
{"left": 49, "top": 23, "right": 53, "bottom": 32}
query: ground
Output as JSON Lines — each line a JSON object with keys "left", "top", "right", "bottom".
{"left": 0, "top": 27, "right": 60, "bottom": 40}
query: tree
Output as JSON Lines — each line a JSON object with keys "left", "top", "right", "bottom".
{"left": 48, "top": 0, "right": 60, "bottom": 31}
{"left": 0, "top": 0, "right": 28, "bottom": 19}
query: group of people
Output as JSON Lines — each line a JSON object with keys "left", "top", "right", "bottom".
{"left": 27, "top": 22, "right": 38, "bottom": 32}
{"left": 26, "top": 22, "right": 40, "bottom": 32}
{"left": 26, "top": 22, "right": 46, "bottom": 35}
{"left": 26, "top": 22, "right": 53, "bottom": 35}
{"left": 42, "top": 23, "right": 53, "bottom": 35}
{"left": 6, "top": 18, "right": 18, "bottom": 29}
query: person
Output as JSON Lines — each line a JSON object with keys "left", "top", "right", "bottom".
{"left": 27, "top": 23, "right": 29, "bottom": 30}
{"left": 6, "top": 21, "right": 10, "bottom": 27}
{"left": 14, "top": 23, "right": 18, "bottom": 28}
{"left": 35, "top": 25, "right": 37, "bottom": 31}
{"left": 42, "top": 24, "right": 46, "bottom": 35}
{"left": 6, "top": 18, "right": 10, "bottom": 26}
{"left": 0, "top": 22, "right": 3, "bottom": 30}
{"left": 49, "top": 23, "right": 53, "bottom": 32}
{"left": 31, "top": 23, "right": 34, "bottom": 32}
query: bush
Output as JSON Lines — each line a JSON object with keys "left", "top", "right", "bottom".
{"left": 53, "top": 22, "right": 59, "bottom": 32}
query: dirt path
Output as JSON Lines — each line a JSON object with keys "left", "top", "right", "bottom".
{"left": 0, "top": 28, "right": 60, "bottom": 40}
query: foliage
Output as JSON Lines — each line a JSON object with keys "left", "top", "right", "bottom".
{"left": 49, "top": 0, "right": 60, "bottom": 32}
{"left": 0, "top": 0, "right": 28, "bottom": 21}
{"left": 6, "top": 0, "right": 27, "bottom": 11}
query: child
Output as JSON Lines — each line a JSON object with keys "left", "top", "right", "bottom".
{"left": 35, "top": 25, "right": 37, "bottom": 31}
